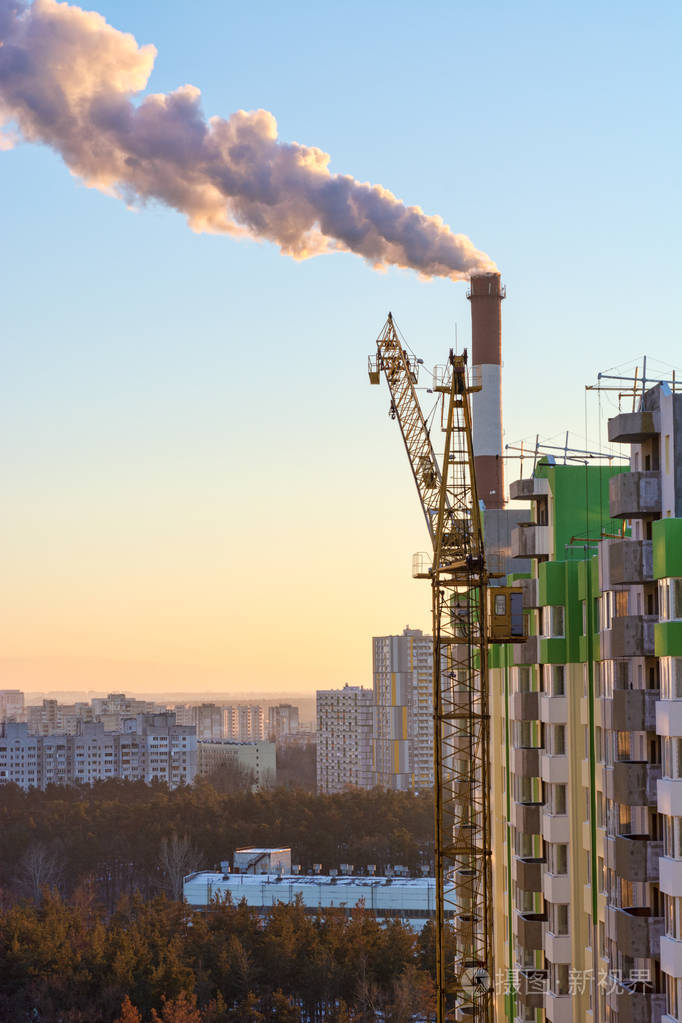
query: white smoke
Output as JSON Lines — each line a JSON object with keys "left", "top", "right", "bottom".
{"left": 0, "top": 0, "right": 495, "bottom": 279}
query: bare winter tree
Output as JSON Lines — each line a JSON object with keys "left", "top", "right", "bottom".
{"left": 15, "top": 841, "right": 64, "bottom": 903}
{"left": 158, "top": 833, "right": 201, "bottom": 901}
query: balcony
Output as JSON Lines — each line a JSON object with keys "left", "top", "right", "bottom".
{"left": 606, "top": 989, "right": 666, "bottom": 1023}
{"left": 607, "top": 539, "right": 654, "bottom": 585}
{"left": 610, "top": 472, "right": 661, "bottom": 519}
{"left": 609, "top": 906, "right": 664, "bottom": 958}
{"left": 518, "top": 576, "right": 539, "bottom": 609}
{"left": 605, "top": 615, "right": 656, "bottom": 658}
{"left": 512, "top": 747, "right": 540, "bottom": 776}
{"left": 612, "top": 761, "right": 661, "bottom": 806}
{"left": 513, "top": 635, "right": 539, "bottom": 666}
{"left": 512, "top": 691, "right": 539, "bottom": 721}
{"left": 614, "top": 834, "right": 662, "bottom": 882}
{"left": 608, "top": 410, "right": 658, "bottom": 443}
{"left": 510, "top": 477, "right": 551, "bottom": 501}
{"left": 515, "top": 857, "right": 543, "bottom": 892}
{"left": 513, "top": 801, "right": 542, "bottom": 833}
{"left": 514, "top": 911, "right": 545, "bottom": 949}
{"left": 612, "top": 688, "right": 658, "bottom": 732}
{"left": 511, "top": 523, "right": 552, "bottom": 559}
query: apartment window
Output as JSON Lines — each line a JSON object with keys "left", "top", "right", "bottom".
{"left": 664, "top": 816, "right": 682, "bottom": 859}
{"left": 551, "top": 963, "right": 569, "bottom": 996}
{"left": 548, "top": 843, "right": 568, "bottom": 875}
{"left": 663, "top": 738, "right": 682, "bottom": 780}
{"left": 660, "top": 579, "right": 682, "bottom": 622}
{"left": 615, "top": 590, "right": 629, "bottom": 618}
{"left": 666, "top": 974, "right": 682, "bottom": 1021}
{"left": 543, "top": 605, "right": 565, "bottom": 638}
{"left": 581, "top": 600, "right": 587, "bottom": 636}
{"left": 550, "top": 725, "right": 566, "bottom": 756}
{"left": 616, "top": 731, "right": 631, "bottom": 762}
{"left": 549, "top": 902, "right": 569, "bottom": 935}
{"left": 515, "top": 666, "right": 535, "bottom": 693}
{"left": 548, "top": 783, "right": 567, "bottom": 815}
{"left": 661, "top": 658, "right": 682, "bottom": 700}
{"left": 665, "top": 895, "right": 682, "bottom": 940}
{"left": 543, "top": 664, "right": 566, "bottom": 696}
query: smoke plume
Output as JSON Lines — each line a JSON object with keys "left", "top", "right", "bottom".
{"left": 0, "top": 0, "right": 495, "bottom": 279}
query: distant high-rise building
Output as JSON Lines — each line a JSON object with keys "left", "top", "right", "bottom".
{"left": 316, "top": 685, "right": 373, "bottom": 794}
{"left": 268, "top": 704, "right": 300, "bottom": 741}
{"left": 0, "top": 690, "right": 24, "bottom": 722}
{"left": 372, "top": 628, "right": 433, "bottom": 791}
{"left": 192, "top": 703, "right": 224, "bottom": 740}
{"left": 224, "top": 705, "right": 264, "bottom": 741}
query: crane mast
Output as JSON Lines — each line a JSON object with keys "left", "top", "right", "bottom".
{"left": 370, "top": 315, "right": 494, "bottom": 1023}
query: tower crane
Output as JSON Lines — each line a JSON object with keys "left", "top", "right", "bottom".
{"left": 370, "top": 313, "right": 521, "bottom": 1023}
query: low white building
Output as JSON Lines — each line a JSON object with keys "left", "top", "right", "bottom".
{"left": 184, "top": 868, "right": 442, "bottom": 931}
{"left": 197, "top": 739, "right": 275, "bottom": 789}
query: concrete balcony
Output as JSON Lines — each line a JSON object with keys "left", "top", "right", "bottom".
{"left": 608, "top": 410, "right": 658, "bottom": 443}
{"left": 519, "top": 576, "right": 539, "bottom": 609}
{"left": 610, "top": 471, "right": 661, "bottom": 519}
{"left": 512, "top": 747, "right": 541, "bottom": 776}
{"left": 514, "top": 910, "right": 545, "bottom": 949}
{"left": 545, "top": 931, "right": 571, "bottom": 963}
{"left": 606, "top": 990, "right": 666, "bottom": 1023}
{"left": 656, "top": 700, "right": 682, "bottom": 737}
{"left": 604, "top": 615, "right": 656, "bottom": 658}
{"left": 541, "top": 753, "right": 569, "bottom": 785}
{"left": 543, "top": 811, "right": 570, "bottom": 844}
{"left": 612, "top": 688, "right": 658, "bottom": 732}
{"left": 512, "top": 691, "right": 539, "bottom": 722}
{"left": 607, "top": 538, "right": 653, "bottom": 585}
{"left": 515, "top": 856, "right": 543, "bottom": 892}
{"left": 511, "top": 523, "right": 552, "bottom": 559}
{"left": 510, "top": 477, "right": 551, "bottom": 501}
{"left": 513, "top": 634, "right": 539, "bottom": 666}
{"left": 513, "top": 801, "right": 542, "bottom": 833}
{"left": 539, "top": 693, "right": 568, "bottom": 724}
{"left": 660, "top": 855, "right": 682, "bottom": 897}
{"left": 661, "top": 935, "right": 682, "bottom": 978}
{"left": 544, "top": 992, "right": 572, "bottom": 1023}
{"left": 614, "top": 834, "right": 662, "bottom": 882}
{"left": 612, "top": 761, "right": 661, "bottom": 806}
{"left": 609, "top": 906, "right": 664, "bottom": 958}
{"left": 543, "top": 871, "right": 571, "bottom": 904}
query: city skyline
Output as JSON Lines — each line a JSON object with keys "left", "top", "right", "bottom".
{"left": 2, "top": 0, "right": 680, "bottom": 695}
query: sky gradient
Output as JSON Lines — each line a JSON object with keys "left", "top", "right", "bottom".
{"left": 1, "top": 0, "right": 681, "bottom": 694}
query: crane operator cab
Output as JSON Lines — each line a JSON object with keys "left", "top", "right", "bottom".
{"left": 488, "top": 586, "right": 526, "bottom": 643}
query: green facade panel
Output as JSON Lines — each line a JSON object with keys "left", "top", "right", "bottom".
{"left": 653, "top": 518, "right": 682, "bottom": 580}
{"left": 655, "top": 621, "right": 682, "bottom": 658}
{"left": 538, "top": 561, "right": 566, "bottom": 606}
{"left": 535, "top": 459, "right": 628, "bottom": 558}
{"left": 540, "top": 637, "right": 567, "bottom": 663}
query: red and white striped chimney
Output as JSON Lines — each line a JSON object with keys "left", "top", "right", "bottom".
{"left": 467, "top": 272, "right": 505, "bottom": 509}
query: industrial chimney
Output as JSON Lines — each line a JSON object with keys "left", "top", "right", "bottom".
{"left": 467, "top": 272, "right": 505, "bottom": 509}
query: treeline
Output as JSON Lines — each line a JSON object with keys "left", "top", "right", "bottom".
{"left": 0, "top": 890, "right": 437, "bottom": 1022}
{"left": 0, "top": 780, "right": 434, "bottom": 910}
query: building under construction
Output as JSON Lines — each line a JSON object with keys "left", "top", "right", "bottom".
{"left": 373, "top": 273, "right": 682, "bottom": 1023}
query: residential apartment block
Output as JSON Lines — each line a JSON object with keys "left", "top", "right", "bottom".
{"left": 268, "top": 703, "right": 300, "bottom": 741}
{"left": 488, "top": 379, "right": 682, "bottom": 1023}
{"left": 316, "top": 684, "right": 374, "bottom": 794}
{"left": 372, "top": 627, "right": 434, "bottom": 791}
{"left": 0, "top": 690, "right": 24, "bottom": 722}
{"left": 0, "top": 712, "right": 196, "bottom": 790}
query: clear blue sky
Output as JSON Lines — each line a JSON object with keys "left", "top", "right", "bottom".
{"left": 1, "top": 0, "right": 680, "bottom": 694}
